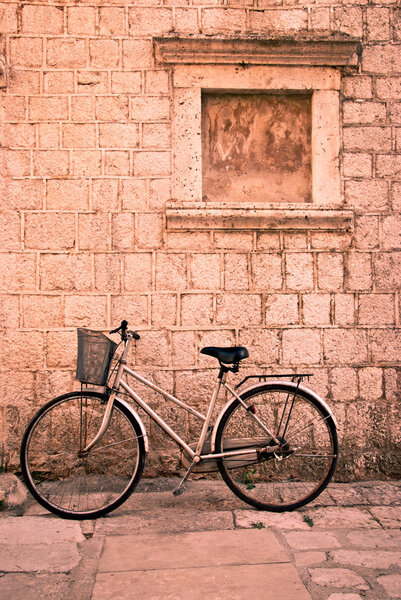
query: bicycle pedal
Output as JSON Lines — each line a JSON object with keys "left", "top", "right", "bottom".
{"left": 172, "top": 485, "right": 185, "bottom": 496}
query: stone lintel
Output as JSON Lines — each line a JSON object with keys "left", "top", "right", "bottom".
{"left": 166, "top": 206, "right": 353, "bottom": 231}
{"left": 154, "top": 36, "right": 360, "bottom": 67}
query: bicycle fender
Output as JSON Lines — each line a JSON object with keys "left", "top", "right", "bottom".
{"left": 210, "top": 380, "right": 338, "bottom": 453}
{"left": 116, "top": 395, "right": 149, "bottom": 452}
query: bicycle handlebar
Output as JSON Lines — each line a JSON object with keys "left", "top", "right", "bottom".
{"left": 109, "top": 320, "right": 140, "bottom": 341}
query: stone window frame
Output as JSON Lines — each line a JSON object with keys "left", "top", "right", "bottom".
{"left": 154, "top": 36, "right": 360, "bottom": 232}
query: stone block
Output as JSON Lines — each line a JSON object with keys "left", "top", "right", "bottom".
{"left": 99, "top": 123, "right": 139, "bottom": 149}
{"left": 377, "top": 574, "right": 401, "bottom": 599}
{"left": 202, "top": 8, "right": 247, "bottom": 34}
{"left": 345, "top": 179, "right": 388, "bottom": 211}
{"left": 33, "top": 150, "right": 69, "bottom": 177}
{"left": 311, "top": 233, "right": 351, "bottom": 251}
{"left": 78, "top": 214, "right": 109, "bottom": 251}
{"left": 167, "top": 232, "right": 212, "bottom": 251}
{"left": 0, "top": 4, "right": 18, "bottom": 33}
{"left": 216, "top": 293, "right": 262, "bottom": 326}
{"left": 77, "top": 71, "right": 109, "bottom": 95}
{"left": 112, "top": 72, "right": 142, "bottom": 95}
{"left": 330, "top": 367, "right": 358, "bottom": 402}
{"left": 354, "top": 216, "right": 379, "bottom": 249}
{"left": 333, "top": 7, "right": 363, "bottom": 37}
{"left": 316, "top": 253, "right": 343, "bottom": 292}
{"left": 95, "top": 96, "right": 129, "bottom": 122}
{"left": 0, "top": 295, "right": 20, "bottom": 330}
{"left": 391, "top": 182, "right": 401, "bottom": 210}
{"left": 345, "top": 253, "right": 372, "bottom": 291}
{"left": 0, "top": 212, "right": 21, "bottom": 251}
{"left": 136, "top": 213, "right": 164, "bottom": 249}
{"left": 0, "top": 179, "right": 43, "bottom": 211}
{"left": 64, "top": 295, "right": 107, "bottom": 328}
{"left": 224, "top": 254, "right": 249, "bottom": 291}
{"left": 38, "top": 123, "right": 59, "bottom": 149}
{"left": 371, "top": 329, "right": 401, "bottom": 363}
{"left": 343, "top": 101, "right": 386, "bottom": 124}
{"left": 121, "top": 179, "right": 148, "bottom": 211}
{"left": 135, "top": 330, "right": 169, "bottom": 367}
{"left": 284, "top": 531, "right": 341, "bottom": 550}
{"left": 302, "top": 294, "right": 331, "bottom": 326}
{"left": 172, "top": 331, "right": 196, "bottom": 367}
{"left": 382, "top": 214, "right": 401, "bottom": 250}
{"left": 358, "top": 293, "right": 395, "bottom": 325}
{"left": 342, "top": 76, "right": 372, "bottom": 99}
{"left": 151, "top": 294, "right": 177, "bottom": 327}
{"left": 374, "top": 252, "right": 401, "bottom": 289}
{"left": 3, "top": 123, "right": 35, "bottom": 148}
{"left": 145, "top": 71, "right": 169, "bottom": 95}
{"left": 43, "top": 71, "right": 74, "bottom": 95}
{"left": 112, "top": 213, "right": 135, "bottom": 251}
{"left": 156, "top": 253, "right": 186, "bottom": 291}
{"left": 265, "top": 294, "right": 299, "bottom": 325}
{"left": 181, "top": 294, "right": 214, "bottom": 326}
{"left": 3, "top": 149, "right": 30, "bottom": 177}
{"left": 123, "top": 40, "right": 154, "bottom": 69}
{"left": 134, "top": 151, "right": 171, "bottom": 177}
{"left": 366, "top": 7, "right": 391, "bottom": 41}
{"left": 25, "top": 213, "right": 75, "bottom": 250}
{"left": 92, "top": 179, "right": 120, "bottom": 211}
{"left": 105, "top": 151, "right": 130, "bottom": 176}
{"left": 2, "top": 96, "right": 26, "bottom": 122}
{"left": 238, "top": 328, "right": 280, "bottom": 365}
{"left": 22, "top": 295, "right": 62, "bottom": 328}
{"left": 129, "top": 8, "right": 173, "bottom": 36}
{"left": 256, "top": 232, "right": 281, "bottom": 250}
{"left": 99, "top": 7, "right": 126, "bottom": 36}
{"left": 46, "top": 330, "right": 76, "bottom": 368}
{"left": 47, "top": 38, "right": 87, "bottom": 68}
{"left": 283, "top": 233, "right": 307, "bottom": 249}
{"left": 343, "top": 126, "right": 391, "bottom": 152}
{"left": 142, "top": 123, "right": 171, "bottom": 148}
{"left": 40, "top": 254, "right": 91, "bottom": 292}
{"left": 111, "top": 294, "right": 149, "bottom": 327}
{"left": 10, "top": 37, "right": 43, "bottom": 67}
{"left": 7, "top": 70, "right": 40, "bottom": 94}
{"left": 62, "top": 124, "right": 96, "bottom": 148}
{"left": 89, "top": 40, "right": 119, "bottom": 69}
{"left": 249, "top": 9, "right": 307, "bottom": 33}
{"left": 308, "top": 568, "right": 368, "bottom": 590}
{"left": 175, "top": 8, "right": 199, "bottom": 33}
{"left": 94, "top": 254, "right": 121, "bottom": 292}
{"left": 67, "top": 6, "right": 96, "bottom": 35}
{"left": 376, "top": 77, "right": 401, "bottom": 100}
{"left": 124, "top": 253, "right": 152, "bottom": 292}
{"left": 376, "top": 154, "right": 401, "bottom": 177}
{"left": 282, "top": 328, "right": 321, "bottom": 366}
{"left": 358, "top": 367, "right": 383, "bottom": 400}
{"left": 0, "top": 254, "right": 36, "bottom": 292}
{"left": 30, "top": 96, "right": 69, "bottom": 122}
{"left": 72, "top": 150, "right": 102, "bottom": 176}
{"left": 251, "top": 253, "right": 283, "bottom": 291}
{"left": 323, "top": 329, "right": 368, "bottom": 365}
{"left": 343, "top": 153, "right": 372, "bottom": 177}
{"left": 285, "top": 253, "right": 313, "bottom": 291}
{"left": 363, "top": 44, "right": 401, "bottom": 74}
{"left": 22, "top": 5, "right": 64, "bottom": 34}
{"left": 189, "top": 253, "right": 220, "bottom": 290}
{"left": 131, "top": 97, "right": 170, "bottom": 122}
{"left": 334, "top": 294, "right": 355, "bottom": 326}
{"left": 215, "top": 232, "right": 253, "bottom": 250}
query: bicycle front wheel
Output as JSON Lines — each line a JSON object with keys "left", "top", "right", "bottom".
{"left": 215, "top": 383, "right": 338, "bottom": 511}
{"left": 21, "top": 391, "right": 145, "bottom": 519}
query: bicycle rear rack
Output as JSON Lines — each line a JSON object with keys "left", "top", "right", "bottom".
{"left": 235, "top": 373, "right": 313, "bottom": 390}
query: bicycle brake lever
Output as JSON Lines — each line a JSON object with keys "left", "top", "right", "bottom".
{"left": 109, "top": 319, "right": 128, "bottom": 335}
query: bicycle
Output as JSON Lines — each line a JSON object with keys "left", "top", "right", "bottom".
{"left": 20, "top": 320, "right": 338, "bottom": 520}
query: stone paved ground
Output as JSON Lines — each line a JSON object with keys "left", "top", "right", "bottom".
{"left": 0, "top": 479, "right": 400, "bottom": 600}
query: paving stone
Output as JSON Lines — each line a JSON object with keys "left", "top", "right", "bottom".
{"left": 331, "top": 549, "right": 401, "bottom": 569}
{"left": 294, "top": 551, "right": 327, "bottom": 567}
{"left": 284, "top": 531, "right": 341, "bottom": 550}
{"left": 308, "top": 567, "right": 369, "bottom": 590}
{"left": 377, "top": 574, "right": 401, "bottom": 598}
{"left": 347, "top": 530, "right": 401, "bottom": 548}
{"left": 96, "top": 509, "right": 234, "bottom": 535}
{"left": 235, "top": 510, "right": 310, "bottom": 530}
{"left": 0, "top": 517, "right": 84, "bottom": 544}
{"left": 369, "top": 506, "right": 401, "bottom": 528}
{"left": 0, "top": 574, "right": 70, "bottom": 600}
{"left": 328, "top": 485, "right": 366, "bottom": 506}
{"left": 0, "top": 542, "right": 82, "bottom": 573}
{"left": 93, "top": 563, "right": 312, "bottom": 600}
{"left": 358, "top": 483, "right": 401, "bottom": 506}
{"left": 327, "top": 594, "right": 362, "bottom": 600}
{"left": 303, "top": 507, "right": 381, "bottom": 529}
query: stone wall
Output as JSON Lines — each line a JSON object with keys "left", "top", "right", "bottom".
{"left": 0, "top": 0, "right": 400, "bottom": 479}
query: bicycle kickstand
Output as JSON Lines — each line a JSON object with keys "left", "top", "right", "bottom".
{"left": 172, "top": 458, "right": 199, "bottom": 496}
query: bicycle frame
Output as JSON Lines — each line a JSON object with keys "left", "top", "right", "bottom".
{"left": 82, "top": 333, "right": 280, "bottom": 461}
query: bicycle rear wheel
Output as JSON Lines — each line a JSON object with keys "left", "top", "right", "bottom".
{"left": 20, "top": 391, "right": 145, "bottom": 519}
{"left": 215, "top": 383, "right": 338, "bottom": 511}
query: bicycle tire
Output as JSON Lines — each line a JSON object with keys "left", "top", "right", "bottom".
{"left": 215, "top": 382, "right": 338, "bottom": 512}
{"left": 20, "top": 391, "right": 145, "bottom": 520}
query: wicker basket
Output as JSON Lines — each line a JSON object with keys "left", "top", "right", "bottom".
{"left": 76, "top": 329, "right": 118, "bottom": 386}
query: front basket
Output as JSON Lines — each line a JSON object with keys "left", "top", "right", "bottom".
{"left": 76, "top": 328, "right": 118, "bottom": 386}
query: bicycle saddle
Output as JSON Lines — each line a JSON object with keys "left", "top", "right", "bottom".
{"left": 200, "top": 346, "right": 249, "bottom": 364}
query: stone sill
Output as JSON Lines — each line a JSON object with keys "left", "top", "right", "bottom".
{"left": 154, "top": 35, "right": 360, "bottom": 67}
{"left": 166, "top": 205, "right": 354, "bottom": 232}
